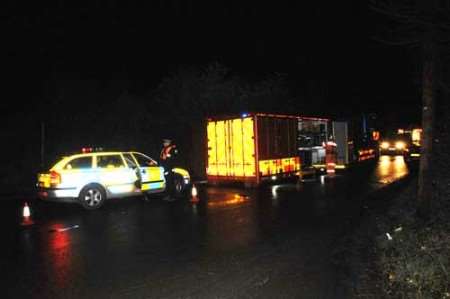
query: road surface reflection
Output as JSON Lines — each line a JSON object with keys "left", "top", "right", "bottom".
{"left": 374, "top": 155, "right": 408, "bottom": 184}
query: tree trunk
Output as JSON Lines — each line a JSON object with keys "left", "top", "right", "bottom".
{"left": 417, "top": 37, "right": 435, "bottom": 218}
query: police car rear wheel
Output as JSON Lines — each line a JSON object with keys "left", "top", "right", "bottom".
{"left": 79, "top": 184, "right": 106, "bottom": 210}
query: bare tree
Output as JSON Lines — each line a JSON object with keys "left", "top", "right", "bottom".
{"left": 369, "top": 0, "right": 450, "bottom": 217}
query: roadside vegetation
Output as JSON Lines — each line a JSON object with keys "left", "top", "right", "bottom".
{"left": 375, "top": 181, "right": 450, "bottom": 298}
{"left": 347, "top": 175, "right": 450, "bottom": 298}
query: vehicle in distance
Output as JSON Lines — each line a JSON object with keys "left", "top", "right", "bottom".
{"left": 403, "top": 128, "right": 422, "bottom": 165}
{"left": 37, "top": 150, "right": 190, "bottom": 209}
{"left": 403, "top": 143, "right": 421, "bottom": 165}
{"left": 379, "top": 132, "right": 408, "bottom": 155}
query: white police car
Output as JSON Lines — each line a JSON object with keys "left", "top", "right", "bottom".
{"left": 37, "top": 149, "right": 190, "bottom": 209}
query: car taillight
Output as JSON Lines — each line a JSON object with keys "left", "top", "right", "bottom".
{"left": 50, "top": 171, "right": 61, "bottom": 186}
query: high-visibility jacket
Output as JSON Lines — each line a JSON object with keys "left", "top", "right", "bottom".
{"left": 160, "top": 144, "right": 177, "bottom": 161}
{"left": 325, "top": 141, "right": 337, "bottom": 173}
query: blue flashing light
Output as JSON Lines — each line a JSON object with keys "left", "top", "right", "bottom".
{"left": 241, "top": 113, "right": 248, "bottom": 118}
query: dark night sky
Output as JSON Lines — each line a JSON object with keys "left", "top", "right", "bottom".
{"left": 3, "top": 1, "right": 421, "bottom": 127}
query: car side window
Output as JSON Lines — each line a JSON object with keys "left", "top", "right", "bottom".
{"left": 65, "top": 157, "right": 93, "bottom": 170}
{"left": 96, "top": 155, "right": 125, "bottom": 168}
{"left": 122, "top": 153, "right": 137, "bottom": 168}
{"left": 133, "top": 153, "right": 157, "bottom": 167}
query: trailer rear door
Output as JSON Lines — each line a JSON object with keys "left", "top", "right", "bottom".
{"left": 207, "top": 117, "right": 256, "bottom": 178}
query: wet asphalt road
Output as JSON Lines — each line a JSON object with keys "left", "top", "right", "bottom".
{"left": 0, "top": 156, "right": 409, "bottom": 299}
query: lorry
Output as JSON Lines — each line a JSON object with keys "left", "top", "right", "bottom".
{"left": 206, "top": 113, "right": 331, "bottom": 186}
{"left": 206, "top": 112, "right": 379, "bottom": 187}
{"left": 399, "top": 128, "right": 422, "bottom": 165}
{"left": 296, "top": 117, "right": 379, "bottom": 174}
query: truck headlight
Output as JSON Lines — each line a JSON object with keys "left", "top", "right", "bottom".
{"left": 380, "top": 142, "right": 390, "bottom": 149}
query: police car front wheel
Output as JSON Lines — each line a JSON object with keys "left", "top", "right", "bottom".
{"left": 79, "top": 184, "right": 106, "bottom": 210}
{"left": 173, "top": 175, "right": 186, "bottom": 197}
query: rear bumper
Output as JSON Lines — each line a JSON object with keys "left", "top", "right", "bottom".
{"left": 37, "top": 188, "right": 78, "bottom": 203}
{"left": 37, "top": 187, "right": 78, "bottom": 198}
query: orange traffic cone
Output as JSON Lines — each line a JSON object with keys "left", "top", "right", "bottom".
{"left": 190, "top": 184, "right": 199, "bottom": 203}
{"left": 20, "top": 202, "right": 34, "bottom": 226}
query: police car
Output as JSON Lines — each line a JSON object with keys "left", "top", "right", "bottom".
{"left": 37, "top": 149, "right": 190, "bottom": 209}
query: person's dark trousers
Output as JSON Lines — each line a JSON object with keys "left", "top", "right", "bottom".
{"left": 165, "top": 169, "right": 175, "bottom": 198}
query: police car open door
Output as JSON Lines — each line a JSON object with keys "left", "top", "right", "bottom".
{"left": 130, "top": 152, "right": 166, "bottom": 192}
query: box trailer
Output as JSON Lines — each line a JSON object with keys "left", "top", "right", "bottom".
{"left": 206, "top": 113, "right": 330, "bottom": 186}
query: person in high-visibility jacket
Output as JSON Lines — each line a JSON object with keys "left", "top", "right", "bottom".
{"left": 160, "top": 139, "right": 178, "bottom": 200}
{"left": 325, "top": 140, "right": 337, "bottom": 174}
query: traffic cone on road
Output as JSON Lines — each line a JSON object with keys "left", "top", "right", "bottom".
{"left": 20, "top": 202, "right": 34, "bottom": 226}
{"left": 190, "top": 184, "right": 199, "bottom": 203}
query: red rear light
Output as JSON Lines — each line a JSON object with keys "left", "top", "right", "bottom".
{"left": 50, "top": 171, "right": 61, "bottom": 186}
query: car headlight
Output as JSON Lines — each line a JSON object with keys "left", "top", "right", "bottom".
{"left": 380, "top": 142, "right": 390, "bottom": 149}
{"left": 395, "top": 141, "right": 406, "bottom": 150}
